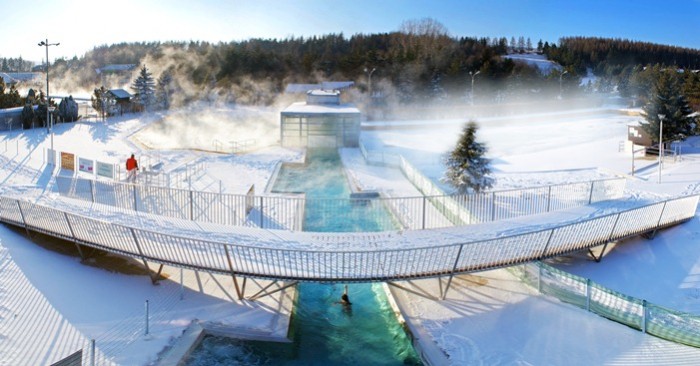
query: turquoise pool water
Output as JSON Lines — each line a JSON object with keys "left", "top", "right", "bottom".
{"left": 272, "top": 148, "right": 396, "bottom": 232}
{"left": 185, "top": 148, "right": 421, "bottom": 365}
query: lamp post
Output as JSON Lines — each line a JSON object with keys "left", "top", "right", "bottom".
{"left": 559, "top": 70, "right": 568, "bottom": 99}
{"left": 658, "top": 114, "right": 665, "bottom": 183}
{"left": 469, "top": 70, "right": 481, "bottom": 105}
{"left": 38, "top": 39, "right": 60, "bottom": 154}
{"left": 364, "top": 67, "right": 376, "bottom": 105}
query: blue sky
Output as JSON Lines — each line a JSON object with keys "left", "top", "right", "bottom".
{"left": 2, "top": 0, "right": 700, "bottom": 62}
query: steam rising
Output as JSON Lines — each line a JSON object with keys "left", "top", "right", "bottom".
{"left": 132, "top": 104, "right": 280, "bottom": 151}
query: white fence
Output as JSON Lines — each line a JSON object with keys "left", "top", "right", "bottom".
{"left": 54, "top": 176, "right": 626, "bottom": 232}
{"left": 509, "top": 261, "right": 700, "bottom": 349}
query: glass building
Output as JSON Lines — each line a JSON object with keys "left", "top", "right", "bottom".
{"left": 281, "top": 90, "right": 361, "bottom": 148}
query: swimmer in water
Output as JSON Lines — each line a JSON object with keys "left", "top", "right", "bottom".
{"left": 337, "top": 284, "right": 352, "bottom": 306}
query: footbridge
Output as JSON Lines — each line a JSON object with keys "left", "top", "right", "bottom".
{"left": 0, "top": 186, "right": 697, "bottom": 299}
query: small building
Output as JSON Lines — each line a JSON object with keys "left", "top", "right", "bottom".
{"left": 107, "top": 89, "right": 133, "bottom": 114}
{"left": 628, "top": 124, "right": 652, "bottom": 147}
{"left": 0, "top": 107, "right": 27, "bottom": 131}
{"left": 280, "top": 90, "right": 361, "bottom": 148}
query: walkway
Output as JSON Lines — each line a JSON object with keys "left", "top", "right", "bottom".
{"left": 0, "top": 181, "right": 695, "bottom": 284}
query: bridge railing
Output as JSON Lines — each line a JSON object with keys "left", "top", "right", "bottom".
{"left": 509, "top": 260, "right": 700, "bottom": 348}
{"left": 54, "top": 176, "right": 626, "bottom": 232}
{"left": 1, "top": 193, "right": 696, "bottom": 282}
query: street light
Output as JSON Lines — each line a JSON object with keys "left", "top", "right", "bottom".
{"left": 559, "top": 70, "right": 568, "bottom": 99}
{"left": 364, "top": 67, "right": 376, "bottom": 105}
{"left": 469, "top": 70, "right": 481, "bottom": 105}
{"left": 658, "top": 114, "right": 665, "bottom": 183}
{"left": 38, "top": 39, "right": 60, "bottom": 156}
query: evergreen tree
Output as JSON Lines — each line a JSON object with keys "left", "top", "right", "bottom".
{"left": 430, "top": 71, "right": 446, "bottom": 101}
{"left": 641, "top": 71, "right": 697, "bottom": 143}
{"left": 156, "top": 71, "right": 174, "bottom": 110}
{"left": 58, "top": 96, "right": 79, "bottom": 122}
{"left": 131, "top": 65, "right": 156, "bottom": 111}
{"left": 20, "top": 104, "right": 35, "bottom": 129}
{"left": 442, "top": 121, "right": 494, "bottom": 193}
{"left": 517, "top": 36, "right": 525, "bottom": 52}
{"left": 526, "top": 37, "right": 532, "bottom": 51}
{"left": 91, "top": 86, "right": 115, "bottom": 119}
{"left": 509, "top": 36, "right": 516, "bottom": 52}
{"left": 537, "top": 39, "right": 544, "bottom": 53}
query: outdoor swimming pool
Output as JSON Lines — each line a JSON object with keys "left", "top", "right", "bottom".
{"left": 185, "top": 148, "right": 421, "bottom": 365}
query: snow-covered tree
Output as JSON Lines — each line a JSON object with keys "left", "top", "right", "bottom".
{"left": 641, "top": 71, "right": 696, "bottom": 143}
{"left": 156, "top": 71, "right": 174, "bottom": 110}
{"left": 20, "top": 103, "right": 34, "bottom": 129}
{"left": 91, "top": 86, "right": 115, "bottom": 119}
{"left": 442, "top": 121, "right": 494, "bottom": 193}
{"left": 58, "top": 95, "right": 79, "bottom": 122}
{"left": 430, "top": 71, "right": 446, "bottom": 101}
{"left": 131, "top": 65, "right": 156, "bottom": 111}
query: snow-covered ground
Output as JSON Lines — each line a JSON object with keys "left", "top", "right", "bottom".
{"left": 504, "top": 53, "right": 563, "bottom": 74}
{"left": 1, "top": 103, "right": 700, "bottom": 365}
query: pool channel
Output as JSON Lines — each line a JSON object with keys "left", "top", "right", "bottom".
{"left": 184, "top": 148, "right": 422, "bottom": 365}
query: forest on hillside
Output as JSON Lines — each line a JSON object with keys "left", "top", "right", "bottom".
{"left": 3, "top": 20, "right": 700, "bottom": 113}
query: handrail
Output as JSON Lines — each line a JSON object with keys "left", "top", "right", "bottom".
{"left": 2, "top": 193, "right": 696, "bottom": 282}
{"left": 54, "top": 175, "right": 626, "bottom": 231}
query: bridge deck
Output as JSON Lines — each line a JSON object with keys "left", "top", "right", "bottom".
{"left": 0, "top": 190, "right": 697, "bottom": 283}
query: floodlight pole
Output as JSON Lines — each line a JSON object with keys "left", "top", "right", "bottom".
{"left": 364, "top": 67, "right": 376, "bottom": 105}
{"left": 38, "top": 39, "right": 60, "bottom": 154}
{"left": 559, "top": 70, "right": 568, "bottom": 99}
{"left": 470, "top": 70, "right": 481, "bottom": 106}
{"left": 658, "top": 114, "right": 665, "bottom": 184}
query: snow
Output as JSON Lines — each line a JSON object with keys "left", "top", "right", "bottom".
{"left": 503, "top": 53, "right": 563, "bottom": 74}
{"left": 1, "top": 100, "right": 700, "bottom": 365}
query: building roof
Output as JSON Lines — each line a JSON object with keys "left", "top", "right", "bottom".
{"left": 281, "top": 101, "right": 360, "bottom": 115}
{"left": 107, "top": 89, "right": 132, "bottom": 99}
{"left": 285, "top": 81, "right": 355, "bottom": 93}
{"left": 95, "top": 64, "right": 137, "bottom": 74}
{"left": 308, "top": 90, "right": 340, "bottom": 97}
{"left": 320, "top": 81, "right": 354, "bottom": 90}
{"left": 0, "top": 72, "right": 42, "bottom": 84}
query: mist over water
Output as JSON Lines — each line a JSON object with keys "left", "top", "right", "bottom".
{"left": 132, "top": 104, "right": 280, "bottom": 151}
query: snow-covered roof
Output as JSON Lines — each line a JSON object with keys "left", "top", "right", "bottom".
{"left": 0, "top": 72, "right": 42, "bottom": 84}
{"left": 281, "top": 101, "right": 360, "bottom": 115}
{"left": 108, "top": 88, "right": 132, "bottom": 99}
{"left": 285, "top": 81, "right": 354, "bottom": 93}
{"left": 320, "top": 81, "right": 354, "bottom": 90}
{"left": 308, "top": 89, "right": 340, "bottom": 97}
{"left": 504, "top": 53, "right": 563, "bottom": 74}
{"left": 95, "top": 64, "right": 137, "bottom": 74}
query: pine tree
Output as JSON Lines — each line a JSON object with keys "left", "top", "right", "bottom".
{"left": 430, "top": 71, "right": 446, "bottom": 101}
{"left": 156, "top": 71, "right": 174, "bottom": 110}
{"left": 91, "top": 86, "right": 115, "bottom": 119}
{"left": 131, "top": 65, "right": 156, "bottom": 111}
{"left": 517, "top": 36, "right": 525, "bottom": 52}
{"left": 442, "top": 121, "right": 494, "bottom": 193}
{"left": 640, "top": 71, "right": 697, "bottom": 143}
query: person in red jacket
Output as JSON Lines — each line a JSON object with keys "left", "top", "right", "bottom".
{"left": 126, "top": 154, "right": 138, "bottom": 182}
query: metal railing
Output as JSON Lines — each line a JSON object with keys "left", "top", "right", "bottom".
{"left": 509, "top": 261, "right": 700, "bottom": 349}
{"left": 54, "top": 176, "right": 626, "bottom": 232}
{"left": 2, "top": 193, "right": 696, "bottom": 282}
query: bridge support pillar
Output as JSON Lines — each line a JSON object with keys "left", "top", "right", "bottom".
{"left": 587, "top": 242, "right": 611, "bottom": 262}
